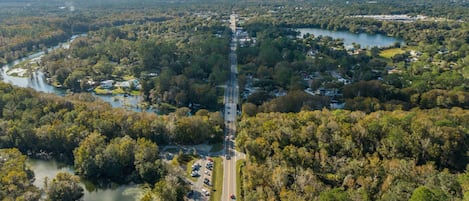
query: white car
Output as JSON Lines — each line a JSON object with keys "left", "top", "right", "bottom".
{"left": 202, "top": 189, "right": 210, "bottom": 196}
{"left": 191, "top": 171, "right": 199, "bottom": 177}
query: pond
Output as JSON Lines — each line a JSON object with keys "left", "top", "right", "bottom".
{"left": 28, "top": 159, "right": 142, "bottom": 201}
{"left": 296, "top": 28, "right": 403, "bottom": 48}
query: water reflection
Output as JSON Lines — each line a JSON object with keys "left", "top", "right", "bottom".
{"left": 0, "top": 34, "right": 150, "bottom": 112}
{"left": 28, "top": 159, "right": 141, "bottom": 201}
{"left": 296, "top": 28, "right": 404, "bottom": 48}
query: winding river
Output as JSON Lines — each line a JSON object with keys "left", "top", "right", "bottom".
{"left": 3, "top": 29, "right": 404, "bottom": 200}
{"left": 0, "top": 34, "right": 147, "bottom": 112}
{"left": 1, "top": 35, "right": 146, "bottom": 200}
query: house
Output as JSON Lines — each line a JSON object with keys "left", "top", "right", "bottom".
{"left": 330, "top": 100, "right": 345, "bottom": 109}
{"left": 115, "top": 81, "right": 130, "bottom": 88}
{"left": 115, "top": 79, "right": 140, "bottom": 89}
{"left": 100, "top": 80, "right": 114, "bottom": 89}
{"left": 316, "top": 88, "right": 341, "bottom": 97}
{"left": 410, "top": 50, "right": 422, "bottom": 57}
{"left": 337, "top": 78, "right": 351, "bottom": 85}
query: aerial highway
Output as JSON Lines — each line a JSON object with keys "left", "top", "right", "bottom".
{"left": 221, "top": 13, "right": 241, "bottom": 201}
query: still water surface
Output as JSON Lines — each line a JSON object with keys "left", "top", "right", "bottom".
{"left": 296, "top": 28, "right": 403, "bottom": 48}
{"left": 28, "top": 159, "right": 141, "bottom": 201}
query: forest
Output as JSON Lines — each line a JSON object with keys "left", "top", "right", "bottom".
{"left": 0, "top": 83, "right": 221, "bottom": 200}
{"left": 232, "top": 1, "right": 469, "bottom": 201}
{"left": 237, "top": 109, "right": 469, "bottom": 201}
{"left": 38, "top": 14, "right": 231, "bottom": 111}
{"left": 0, "top": 0, "right": 468, "bottom": 200}
{"left": 234, "top": 3, "right": 468, "bottom": 115}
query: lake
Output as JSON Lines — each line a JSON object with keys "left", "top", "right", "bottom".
{"left": 28, "top": 159, "right": 142, "bottom": 201}
{"left": 296, "top": 28, "right": 403, "bottom": 48}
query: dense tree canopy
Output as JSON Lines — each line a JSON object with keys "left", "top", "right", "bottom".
{"left": 237, "top": 108, "right": 469, "bottom": 200}
{"left": 45, "top": 172, "right": 84, "bottom": 201}
{"left": 0, "top": 148, "right": 41, "bottom": 201}
{"left": 0, "top": 83, "right": 223, "bottom": 183}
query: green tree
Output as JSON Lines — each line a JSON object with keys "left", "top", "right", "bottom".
{"left": 46, "top": 172, "right": 84, "bottom": 201}
{"left": 409, "top": 186, "right": 444, "bottom": 201}
{"left": 153, "top": 175, "right": 187, "bottom": 201}
{"left": 134, "top": 138, "right": 165, "bottom": 184}
{"left": 73, "top": 132, "right": 106, "bottom": 178}
{"left": 319, "top": 188, "right": 351, "bottom": 201}
{"left": 0, "top": 148, "right": 40, "bottom": 200}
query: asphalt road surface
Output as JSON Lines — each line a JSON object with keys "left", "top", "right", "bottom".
{"left": 222, "top": 14, "right": 239, "bottom": 201}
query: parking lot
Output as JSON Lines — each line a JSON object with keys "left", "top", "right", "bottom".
{"left": 188, "top": 157, "right": 215, "bottom": 201}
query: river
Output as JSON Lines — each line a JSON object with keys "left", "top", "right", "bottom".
{"left": 0, "top": 34, "right": 148, "bottom": 112}
{"left": 4, "top": 28, "right": 402, "bottom": 201}
{"left": 0, "top": 35, "right": 148, "bottom": 200}
{"left": 28, "top": 159, "right": 142, "bottom": 201}
{"left": 296, "top": 28, "right": 403, "bottom": 48}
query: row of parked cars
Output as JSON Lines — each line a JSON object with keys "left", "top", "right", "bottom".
{"left": 201, "top": 158, "right": 214, "bottom": 196}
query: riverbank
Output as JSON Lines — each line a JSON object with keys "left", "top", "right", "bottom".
{"left": 5, "top": 55, "right": 42, "bottom": 77}
{"left": 0, "top": 34, "right": 151, "bottom": 113}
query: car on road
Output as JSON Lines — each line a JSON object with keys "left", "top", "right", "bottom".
{"left": 226, "top": 155, "right": 231, "bottom": 160}
{"left": 230, "top": 194, "right": 236, "bottom": 199}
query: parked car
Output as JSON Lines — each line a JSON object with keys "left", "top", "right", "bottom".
{"left": 202, "top": 189, "right": 210, "bottom": 196}
{"left": 191, "top": 171, "right": 199, "bottom": 177}
{"left": 204, "top": 178, "right": 210, "bottom": 185}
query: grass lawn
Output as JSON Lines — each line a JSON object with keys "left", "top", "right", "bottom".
{"left": 210, "top": 157, "right": 223, "bottom": 201}
{"left": 123, "top": 75, "right": 135, "bottom": 80}
{"left": 236, "top": 159, "right": 245, "bottom": 201}
{"left": 130, "top": 90, "right": 141, "bottom": 95}
{"left": 94, "top": 86, "right": 127, "bottom": 95}
{"left": 94, "top": 86, "right": 112, "bottom": 95}
{"left": 209, "top": 143, "right": 224, "bottom": 153}
{"left": 112, "top": 87, "right": 125, "bottom": 94}
{"left": 379, "top": 48, "right": 405, "bottom": 58}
